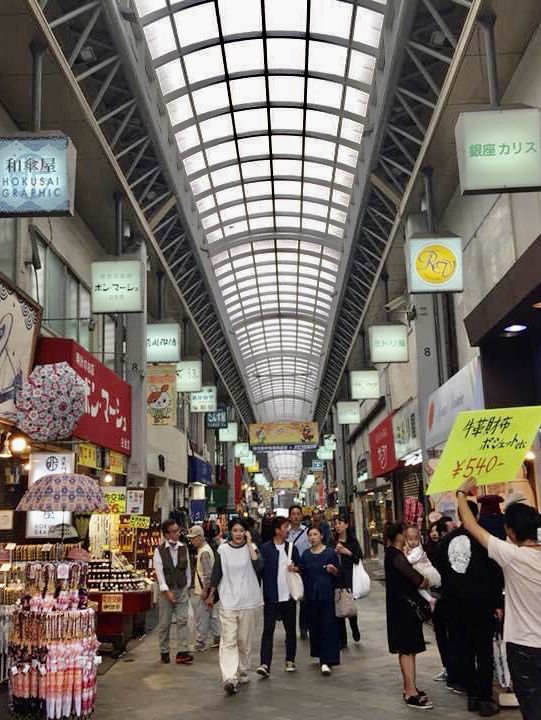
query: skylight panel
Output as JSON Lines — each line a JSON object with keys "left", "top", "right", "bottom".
{"left": 305, "top": 137, "right": 336, "bottom": 161}
{"left": 173, "top": 4, "right": 219, "bottom": 47}
{"left": 224, "top": 219, "right": 249, "bottom": 236}
{"left": 267, "top": 39, "right": 306, "bottom": 71}
{"left": 192, "top": 82, "right": 229, "bottom": 115}
{"left": 344, "top": 86, "right": 369, "bottom": 117}
{"left": 183, "top": 151, "right": 206, "bottom": 175}
{"left": 304, "top": 182, "right": 330, "bottom": 201}
{"left": 327, "top": 224, "right": 344, "bottom": 237}
{"left": 337, "top": 145, "right": 359, "bottom": 167}
{"left": 167, "top": 95, "right": 193, "bottom": 126}
{"left": 234, "top": 108, "right": 268, "bottom": 134}
{"left": 303, "top": 201, "right": 327, "bottom": 217}
{"left": 302, "top": 218, "right": 326, "bottom": 233}
{"left": 206, "top": 141, "right": 237, "bottom": 167}
{"left": 216, "top": 186, "right": 244, "bottom": 205}
{"left": 332, "top": 188, "right": 350, "bottom": 206}
{"left": 230, "top": 77, "right": 266, "bottom": 107}
{"left": 353, "top": 9, "right": 384, "bottom": 49}
{"left": 176, "top": 125, "right": 200, "bottom": 153}
{"left": 277, "top": 216, "right": 300, "bottom": 228}
{"left": 335, "top": 168, "right": 354, "bottom": 187}
{"left": 218, "top": 0, "right": 262, "bottom": 36}
{"left": 310, "top": 0, "right": 353, "bottom": 40}
{"left": 202, "top": 212, "right": 219, "bottom": 229}
{"left": 307, "top": 78, "right": 343, "bottom": 110}
{"left": 275, "top": 199, "right": 301, "bottom": 214}
{"left": 341, "top": 118, "right": 363, "bottom": 143}
{"left": 200, "top": 114, "right": 234, "bottom": 142}
{"left": 245, "top": 181, "right": 272, "bottom": 197}
{"left": 156, "top": 59, "right": 185, "bottom": 96}
{"left": 272, "top": 135, "right": 303, "bottom": 156}
{"left": 306, "top": 109, "right": 339, "bottom": 136}
{"left": 238, "top": 136, "right": 270, "bottom": 159}
{"left": 211, "top": 164, "right": 241, "bottom": 187}
{"left": 304, "top": 162, "right": 333, "bottom": 182}
{"left": 308, "top": 41, "right": 347, "bottom": 78}
{"left": 249, "top": 216, "right": 273, "bottom": 230}
{"left": 221, "top": 204, "right": 245, "bottom": 222}
{"left": 134, "top": 0, "right": 166, "bottom": 17}
{"left": 275, "top": 180, "right": 302, "bottom": 196}
{"left": 242, "top": 160, "right": 271, "bottom": 180}
{"left": 143, "top": 16, "right": 176, "bottom": 59}
{"left": 349, "top": 51, "right": 376, "bottom": 85}
{"left": 330, "top": 207, "right": 347, "bottom": 224}
{"left": 225, "top": 39, "right": 264, "bottom": 74}
{"left": 271, "top": 108, "right": 303, "bottom": 132}
{"left": 190, "top": 174, "right": 211, "bottom": 195}
{"left": 184, "top": 45, "right": 225, "bottom": 85}
{"left": 274, "top": 159, "right": 302, "bottom": 177}
{"left": 269, "top": 76, "right": 305, "bottom": 105}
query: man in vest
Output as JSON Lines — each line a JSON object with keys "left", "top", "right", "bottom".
{"left": 154, "top": 518, "right": 194, "bottom": 665}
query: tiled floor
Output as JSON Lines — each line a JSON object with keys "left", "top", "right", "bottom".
{"left": 94, "top": 574, "right": 519, "bottom": 720}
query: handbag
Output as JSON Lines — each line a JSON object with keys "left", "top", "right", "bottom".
{"left": 493, "top": 627, "right": 511, "bottom": 689}
{"left": 286, "top": 542, "right": 304, "bottom": 601}
{"left": 335, "top": 588, "right": 357, "bottom": 618}
{"left": 404, "top": 593, "right": 432, "bottom": 623}
{"left": 352, "top": 561, "right": 371, "bottom": 599}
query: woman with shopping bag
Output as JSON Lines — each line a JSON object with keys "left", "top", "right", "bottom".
{"left": 333, "top": 514, "right": 365, "bottom": 648}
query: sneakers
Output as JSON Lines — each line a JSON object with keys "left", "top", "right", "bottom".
{"left": 210, "top": 637, "right": 220, "bottom": 649}
{"left": 160, "top": 652, "right": 170, "bottom": 664}
{"left": 478, "top": 701, "right": 500, "bottom": 717}
{"left": 194, "top": 643, "right": 207, "bottom": 652}
{"left": 223, "top": 679, "right": 237, "bottom": 695}
{"left": 256, "top": 664, "right": 270, "bottom": 678}
{"left": 175, "top": 652, "right": 194, "bottom": 665}
{"left": 285, "top": 661, "right": 296, "bottom": 672}
{"left": 321, "top": 664, "right": 332, "bottom": 676}
{"left": 238, "top": 673, "right": 250, "bottom": 684}
{"left": 433, "top": 669, "right": 447, "bottom": 682}
{"left": 446, "top": 682, "right": 467, "bottom": 695}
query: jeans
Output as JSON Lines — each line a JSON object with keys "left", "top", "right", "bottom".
{"left": 195, "top": 596, "right": 221, "bottom": 647}
{"left": 260, "top": 600, "right": 297, "bottom": 669}
{"left": 507, "top": 642, "right": 541, "bottom": 720}
{"left": 158, "top": 586, "right": 189, "bottom": 655}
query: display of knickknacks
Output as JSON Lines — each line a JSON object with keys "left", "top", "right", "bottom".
{"left": 7, "top": 543, "right": 82, "bottom": 563}
{"left": 86, "top": 559, "right": 147, "bottom": 593}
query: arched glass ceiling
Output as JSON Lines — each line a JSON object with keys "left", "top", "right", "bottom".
{"left": 134, "top": 0, "right": 386, "bottom": 422}
{"left": 268, "top": 451, "right": 303, "bottom": 483}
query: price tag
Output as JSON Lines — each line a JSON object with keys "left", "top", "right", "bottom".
{"left": 0, "top": 562, "right": 11, "bottom": 572}
{"left": 101, "top": 593, "right": 123, "bottom": 613}
{"left": 129, "top": 515, "right": 151, "bottom": 529}
{"left": 57, "top": 563, "right": 69, "bottom": 580}
{"left": 5, "top": 542, "right": 16, "bottom": 551}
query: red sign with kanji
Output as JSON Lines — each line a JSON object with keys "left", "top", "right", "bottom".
{"left": 369, "top": 414, "right": 399, "bottom": 477}
{"left": 35, "top": 338, "right": 132, "bottom": 455}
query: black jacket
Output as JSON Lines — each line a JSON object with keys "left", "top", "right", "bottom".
{"left": 259, "top": 540, "right": 301, "bottom": 603}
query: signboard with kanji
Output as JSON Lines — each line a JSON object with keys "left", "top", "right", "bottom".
{"left": 91, "top": 259, "right": 144, "bottom": 313}
{"left": 147, "top": 323, "right": 181, "bottom": 363}
{"left": 350, "top": 370, "right": 380, "bottom": 400}
{"left": 368, "top": 324, "right": 408, "bottom": 363}
{"left": 176, "top": 360, "right": 202, "bottom": 392}
{"left": 101, "top": 593, "right": 123, "bottom": 613}
{"left": 427, "top": 406, "right": 541, "bottom": 495}
{"left": 129, "top": 515, "right": 151, "bottom": 529}
{"left": 190, "top": 386, "right": 217, "bottom": 413}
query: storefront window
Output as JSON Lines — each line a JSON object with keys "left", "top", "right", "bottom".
{"left": 0, "top": 218, "right": 16, "bottom": 280}
{"left": 363, "top": 486, "right": 394, "bottom": 557}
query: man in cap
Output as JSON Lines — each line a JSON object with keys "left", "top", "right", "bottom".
{"left": 187, "top": 524, "right": 220, "bottom": 651}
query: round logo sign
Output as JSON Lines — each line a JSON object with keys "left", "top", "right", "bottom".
{"left": 414, "top": 243, "right": 457, "bottom": 286}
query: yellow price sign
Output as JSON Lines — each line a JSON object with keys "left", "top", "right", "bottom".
{"left": 129, "top": 515, "right": 151, "bottom": 529}
{"left": 427, "top": 406, "right": 541, "bottom": 495}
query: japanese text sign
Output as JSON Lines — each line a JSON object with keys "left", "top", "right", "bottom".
{"left": 0, "top": 133, "right": 77, "bottom": 216}
{"left": 369, "top": 415, "right": 399, "bottom": 477}
{"left": 103, "top": 487, "right": 127, "bottom": 514}
{"left": 426, "top": 406, "right": 541, "bottom": 495}
{"left": 206, "top": 408, "right": 228, "bottom": 429}
{"left": 190, "top": 385, "right": 217, "bottom": 412}
{"left": 219, "top": 422, "right": 239, "bottom": 442}
{"left": 147, "top": 323, "right": 181, "bottom": 363}
{"left": 126, "top": 489, "right": 144, "bottom": 515}
{"left": 337, "top": 401, "right": 361, "bottom": 425}
{"left": 234, "top": 442, "right": 249, "bottom": 458}
{"left": 176, "top": 361, "right": 202, "bottom": 392}
{"left": 369, "top": 324, "right": 408, "bottom": 363}
{"left": 350, "top": 370, "right": 380, "bottom": 400}
{"left": 91, "top": 259, "right": 144, "bottom": 313}
{"left": 249, "top": 421, "right": 319, "bottom": 451}
{"left": 129, "top": 515, "right": 151, "bottom": 529}
{"left": 407, "top": 235, "right": 464, "bottom": 293}
{"left": 147, "top": 364, "right": 176, "bottom": 427}
{"left": 26, "top": 452, "right": 74, "bottom": 539}
{"left": 455, "top": 108, "right": 541, "bottom": 194}
{"left": 35, "top": 338, "right": 132, "bottom": 455}
{"left": 101, "top": 593, "right": 123, "bottom": 612}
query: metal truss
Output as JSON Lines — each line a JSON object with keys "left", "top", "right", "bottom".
{"left": 314, "top": 0, "right": 476, "bottom": 425}
{"left": 36, "top": 0, "right": 255, "bottom": 424}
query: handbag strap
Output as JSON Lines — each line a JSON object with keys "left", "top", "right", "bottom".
{"left": 287, "top": 541, "right": 293, "bottom": 561}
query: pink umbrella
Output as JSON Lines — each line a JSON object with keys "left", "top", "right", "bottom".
{"left": 16, "top": 362, "right": 86, "bottom": 441}
{"left": 16, "top": 474, "right": 108, "bottom": 513}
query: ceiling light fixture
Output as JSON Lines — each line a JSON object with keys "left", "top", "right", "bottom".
{"left": 10, "top": 435, "right": 29, "bottom": 454}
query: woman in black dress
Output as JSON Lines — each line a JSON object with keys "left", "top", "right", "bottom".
{"left": 333, "top": 514, "right": 362, "bottom": 647}
{"left": 385, "top": 522, "right": 433, "bottom": 709}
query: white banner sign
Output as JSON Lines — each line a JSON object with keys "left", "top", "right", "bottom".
{"left": 91, "top": 260, "right": 144, "bottom": 313}
{"left": 336, "top": 401, "right": 361, "bottom": 425}
{"left": 350, "top": 370, "right": 380, "bottom": 399}
{"left": 317, "top": 446, "right": 333, "bottom": 460}
{"left": 147, "top": 323, "right": 181, "bottom": 363}
{"left": 176, "top": 360, "right": 202, "bottom": 392}
{"left": 190, "top": 385, "right": 217, "bottom": 412}
{"left": 234, "top": 442, "right": 249, "bottom": 458}
{"left": 407, "top": 235, "right": 464, "bottom": 293}
{"left": 219, "top": 422, "right": 238, "bottom": 442}
{"left": 369, "top": 324, "right": 408, "bottom": 363}
{"left": 26, "top": 452, "right": 75, "bottom": 539}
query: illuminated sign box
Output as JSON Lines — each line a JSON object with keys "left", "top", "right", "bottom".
{"left": 219, "top": 422, "right": 239, "bottom": 442}
{"left": 369, "top": 324, "right": 408, "bottom": 363}
{"left": 455, "top": 107, "right": 541, "bottom": 195}
{"left": 190, "top": 385, "right": 217, "bottom": 412}
{"left": 337, "top": 401, "right": 361, "bottom": 425}
{"left": 147, "top": 323, "right": 181, "bottom": 363}
{"left": 350, "top": 370, "right": 381, "bottom": 400}
{"left": 0, "top": 133, "right": 77, "bottom": 217}
{"left": 407, "top": 235, "right": 463, "bottom": 293}
{"left": 317, "top": 446, "right": 334, "bottom": 460}
{"left": 234, "top": 442, "right": 249, "bottom": 458}
{"left": 91, "top": 260, "right": 144, "bottom": 313}
{"left": 176, "top": 360, "right": 202, "bottom": 392}
{"left": 206, "top": 409, "right": 228, "bottom": 429}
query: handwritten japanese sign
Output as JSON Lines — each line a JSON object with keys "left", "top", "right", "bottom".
{"left": 147, "top": 323, "right": 181, "bottom": 363}
{"left": 176, "top": 360, "right": 202, "bottom": 392}
{"left": 35, "top": 338, "right": 132, "bottom": 455}
{"left": 350, "top": 370, "right": 380, "bottom": 400}
{"left": 129, "top": 515, "right": 151, "bottom": 529}
{"left": 427, "top": 406, "right": 541, "bottom": 495}
{"left": 101, "top": 593, "right": 123, "bottom": 612}
{"left": 91, "top": 259, "right": 144, "bottom": 313}
{"left": 103, "top": 487, "right": 127, "bottom": 514}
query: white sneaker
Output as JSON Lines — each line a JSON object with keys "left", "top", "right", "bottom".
{"left": 238, "top": 673, "right": 250, "bottom": 684}
{"left": 321, "top": 664, "right": 332, "bottom": 676}
{"left": 285, "top": 661, "right": 296, "bottom": 672}
{"left": 433, "top": 669, "right": 447, "bottom": 682}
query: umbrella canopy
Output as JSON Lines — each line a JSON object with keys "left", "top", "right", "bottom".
{"left": 16, "top": 473, "right": 108, "bottom": 513}
{"left": 16, "top": 362, "right": 86, "bottom": 441}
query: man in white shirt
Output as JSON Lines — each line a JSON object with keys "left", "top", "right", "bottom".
{"left": 187, "top": 525, "right": 220, "bottom": 651}
{"left": 153, "top": 518, "right": 194, "bottom": 665}
{"left": 287, "top": 505, "right": 310, "bottom": 639}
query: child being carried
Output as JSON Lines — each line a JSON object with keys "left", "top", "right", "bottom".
{"left": 404, "top": 526, "right": 441, "bottom": 611}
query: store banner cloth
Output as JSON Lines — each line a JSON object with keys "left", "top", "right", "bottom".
{"left": 427, "top": 406, "right": 541, "bottom": 495}
{"left": 147, "top": 364, "right": 177, "bottom": 426}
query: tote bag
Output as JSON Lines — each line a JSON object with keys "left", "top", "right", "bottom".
{"left": 286, "top": 542, "right": 304, "bottom": 601}
{"left": 335, "top": 588, "right": 357, "bottom": 618}
{"left": 352, "top": 560, "right": 371, "bottom": 599}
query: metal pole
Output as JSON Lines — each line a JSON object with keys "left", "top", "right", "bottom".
{"left": 30, "top": 40, "right": 46, "bottom": 132}
{"left": 157, "top": 270, "right": 164, "bottom": 320}
{"left": 480, "top": 13, "right": 499, "bottom": 107}
{"left": 114, "top": 193, "right": 124, "bottom": 377}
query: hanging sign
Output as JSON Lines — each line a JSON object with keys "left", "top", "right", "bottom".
{"left": 369, "top": 324, "right": 408, "bottom": 363}
{"left": 369, "top": 415, "right": 399, "bottom": 476}
{"left": 206, "top": 408, "right": 228, "bottom": 429}
{"left": 176, "top": 360, "right": 202, "bottom": 392}
{"left": 190, "top": 385, "right": 217, "bottom": 412}
{"left": 324, "top": 435, "right": 336, "bottom": 451}
{"left": 147, "top": 323, "right": 181, "bottom": 363}
{"left": 0, "top": 133, "right": 77, "bottom": 216}
{"left": 219, "top": 422, "right": 239, "bottom": 442}
{"left": 234, "top": 442, "right": 249, "bottom": 458}
{"left": 249, "top": 421, "right": 319, "bottom": 451}
{"left": 337, "top": 401, "right": 361, "bottom": 425}
{"left": 126, "top": 489, "right": 145, "bottom": 515}
{"left": 350, "top": 370, "right": 380, "bottom": 400}
{"left": 147, "top": 364, "right": 177, "bottom": 426}
{"left": 317, "top": 446, "right": 334, "bottom": 460}
{"left": 455, "top": 107, "right": 541, "bottom": 195}
{"left": 26, "top": 452, "right": 75, "bottom": 539}
{"left": 407, "top": 235, "right": 464, "bottom": 293}
{"left": 427, "top": 406, "right": 541, "bottom": 495}
{"left": 91, "top": 259, "right": 144, "bottom": 313}
{"left": 101, "top": 593, "right": 124, "bottom": 613}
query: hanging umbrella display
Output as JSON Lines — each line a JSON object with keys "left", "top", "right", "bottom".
{"left": 16, "top": 473, "right": 109, "bottom": 514}
{"left": 16, "top": 361, "right": 86, "bottom": 441}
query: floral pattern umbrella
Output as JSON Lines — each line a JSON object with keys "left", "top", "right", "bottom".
{"left": 16, "top": 362, "right": 86, "bottom": 441}
{"left": 16, "top": 474, "right": 109, "bottom": 513}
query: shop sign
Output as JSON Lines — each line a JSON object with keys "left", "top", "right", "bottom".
{"left": 0, "top": 271, "right": 41, "bottom": 423}
{"left": 103, "top": 487, "right": 127, "bottom": 514}
{"left": 0, "top": 133, "right": 77, "bottom": 216}
{"left": 146, "top": 323, "right": 181, "bottom": 363}
{"left": 273, "top": 479, "right": 298, "bottom": 490}
{"left": 427, "top": 406, "right": 541, "bottom": 495}
{"left": 426, "top": 357, "right": 484, "bottom": 450}
{"left": 324, "top": 435, "right": 336, "bottom": 451}
{"left": 129, "top": 515, "right": 150, "bottom": 529}
{"left": 0, "top": 510, "right": 13, "bottom": 530}
{"left": 369, "top": 324, "right": 408, "bottom": 364}
{"left": 90, "top": 259, "right": 144, "bottom": 313}
{"left": 248, "top": 421, "right": 319, "bottom": 451}
{"left": 393, "top": 400, "right": 420, "bottom": 460}
{"left": 239, "top": 452, "right": 255, "bottom": 466}
{"left": 337, "top": 401, "right": 361, "bottom": 425}
{"left": 77, "top": 443, "right": 101, "bottom": 470}
{"left": 35, "top": 338, "right": 132, "bottom": 455}
{"left": 126, "top": 489, "right": 144, "bottom": 515}
{"left": 219, "top": 422, "right": 238, "bottom": 442}
{"left": 317, "top": 446, "right": 334, "bottom": 460}
{"left": 190, "top": 386, "right": 217, "bottom": 413}
{"left": 26, "top": 452, "right": 75, "bottom": 539}
{"left": 455, "top": 107, "right": 541, "bottom": 195}
{"left": 101, "top": 593, "right": 123, "bottom": 613}
{"left": 246, "top": 463, "right": 259, "bottom": 473}
{"left": 147, "top": 364, "right": 177, "bottom": 426}
{"left": 234, "top": 442, "right": 249, "bottom": 458}
{"left": 206, "top": 408, "right": 228, "bottom": 429}
{"left": 369, "top": 415, "right": 399, "bottom": 476}
{"left": 312, "top": 459, "right": 324, "bottom": 471}
{"left": 105, "top": 450, "right": 125, "bottom": 475}
{"left": 407, "top": 235, "right": 463, "bottom": 293}
{"left": 176, "top": 360, "right": 202, "bottom": 392}
{"left": 350, "top": 370, "right": 380, "bottom": 400}
{"left": 189, "top": 456, "right": 212, "bottom": 485}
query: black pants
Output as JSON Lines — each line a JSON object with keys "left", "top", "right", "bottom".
{"left": 433, "top": 597, "right": 449, "bottom": 670}
{"left": 446, "top": 599, "right": 495, "bottom": 700}
{"left": 299, "top": 599, "right": 308, "bottom": 633}
{"left": 507, "top": 642, "right": 541, "bottom": 720}
{"left": 260, "top": 600, "right": 297, "bottom": 669}
{"left": 338, "top": 615, "right": 360, "bottom": 647}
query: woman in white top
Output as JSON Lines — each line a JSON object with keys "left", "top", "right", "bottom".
{"left": 456, "top": 478, "right": 541, "bottom": 720}
{"left": 208, "top": 518, "right": 262, "bottom": 695}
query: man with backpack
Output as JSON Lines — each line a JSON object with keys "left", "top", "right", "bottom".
{"left": 188, "top": 525, "right": 220, "bottom": 651}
